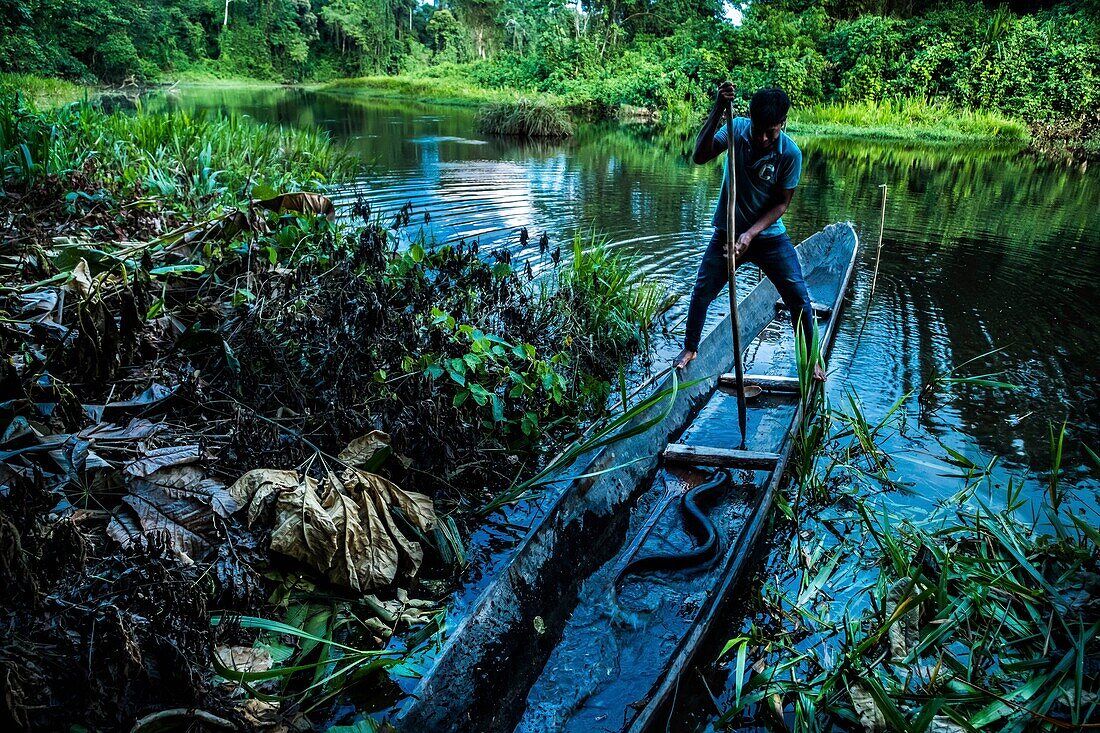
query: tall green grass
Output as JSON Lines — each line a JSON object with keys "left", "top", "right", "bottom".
{"left": 0, "top": 73, "right": 87, "bottom": 108}
{"left": 476, "top": 98, "right": 574, "bottom": 138}
{"left": 549, "top": 232, "right": 671, "bottom": 367}
{"left": 319, "top": 73, "right": 520, "bottom": 107}
{"left": 1, "top": 94, "right": 356, "bottom": 214}
{"left": 791, "top": 97, "right": 1030, "bottom": 143}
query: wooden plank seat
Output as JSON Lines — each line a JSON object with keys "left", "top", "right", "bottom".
{"left": 719, "top": 373, "right": 801, "bottom": 394}
{"left": 662, "top": 444, "right": 781, "bottom": 470}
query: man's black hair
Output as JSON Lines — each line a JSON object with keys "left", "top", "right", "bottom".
{"left": 749, "top": 88, "right": 791, "bottom": 127}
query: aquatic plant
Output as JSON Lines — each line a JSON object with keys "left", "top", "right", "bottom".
{"left": 547, "top": 231, "right": 672, "bottom": 377}
{"left": 716, "top": 386, "right": 1097, "bottom": 732}
{"left": 475, "top": 97, "right": 574, "bottom": 138}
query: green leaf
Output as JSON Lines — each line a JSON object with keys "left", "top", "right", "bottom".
{"left": 468, "top": 383, "right": 490, "bottom": 406}
{"left": 252, "top": 183, "right": 279, "bottom": 200}
{"left": 149, "top": 264, "right": 206, "bottom": 276}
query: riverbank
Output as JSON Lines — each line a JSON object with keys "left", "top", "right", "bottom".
{"left": 319, "top": 74, "right": 1034, "bottom": 146}
{"left": 317, "top": 72, "right": 1100, "bottom": 158}
{"left": 12, "top": 71, "right": 1099, "bottom": 159}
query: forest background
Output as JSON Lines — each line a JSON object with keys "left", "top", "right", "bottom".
{"left": 3, "top": 0, "right": 1099, "bottom": 148}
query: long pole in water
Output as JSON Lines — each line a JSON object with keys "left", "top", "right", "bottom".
{"left": 725, "top": 100, "right": 748, "bottom": 449}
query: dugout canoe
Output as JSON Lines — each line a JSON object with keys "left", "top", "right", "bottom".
{"left": 394, "top": 221, "right": 859, "bottom": 733}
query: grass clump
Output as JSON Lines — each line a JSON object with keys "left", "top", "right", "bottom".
{"left": 0, "top": 73, "right": 87, "bottom": 108}
{"left": 790, "top": 97, "right": 1030, "bottom": 143}
{"left": 0, "top": 94, "right": 355, "bottom": 216}
{"left": 548, "top": 232, "right": 670, "bottom": 373}
{"left": 476, "top": 97, "right": 574, "bottom": 138}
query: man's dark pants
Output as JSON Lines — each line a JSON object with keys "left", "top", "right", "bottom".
{"left": 683, "top": 229, "right": 815, "bottom": 352}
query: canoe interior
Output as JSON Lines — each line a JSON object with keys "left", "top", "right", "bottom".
{"left": 515, "top": 223, "right": 859, "bottom": 733}
{"left": 394, "top": 223, "right": 859, "bottom": 733}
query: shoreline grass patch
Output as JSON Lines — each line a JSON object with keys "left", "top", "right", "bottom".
{"left": 790, "top": 97, "right": 1030, "bottom": 144}
{"left": 318, "top": 73, "right": 521, "bottom": 107}
{"left": 0, "top": 73, "right": 88, "bottom": 108}
{"left": 1, "top": 93, "right": 356, "bottom": 216}
{"left": 476, "top": 97, "right": 574, "bottom": 138}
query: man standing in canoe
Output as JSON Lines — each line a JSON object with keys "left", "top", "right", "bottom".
{"left": 675, "top": 82, "right": 825, "bottom": 382}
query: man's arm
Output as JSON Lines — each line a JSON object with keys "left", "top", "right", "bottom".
{"left": 692, "top": 81, "right": 736, "bottom": 164}
{"left": 735, "top": 188, "right": 795, "bottom": 253}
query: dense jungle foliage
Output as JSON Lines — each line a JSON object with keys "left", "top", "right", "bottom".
{"left": 2, "top": 0, "right": 1098, "bottom": 131}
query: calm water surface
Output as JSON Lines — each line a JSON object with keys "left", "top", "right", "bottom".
{"left": 157, "top": 86, "right": 1100, "bottom": 727}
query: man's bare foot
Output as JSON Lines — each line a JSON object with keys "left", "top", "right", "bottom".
{"left": 674, "top": 349, "right": 697, "bottom": 370}
{"left": 813, "top": 363, "right": 826, "bottom": 382}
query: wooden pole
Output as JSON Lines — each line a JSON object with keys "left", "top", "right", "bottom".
{"left": 725, "top": 100, "right": 748, "bottom": 449}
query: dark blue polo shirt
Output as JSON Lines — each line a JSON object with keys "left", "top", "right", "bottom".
{"left": 710, "top": 117, "right": 802, "bottom": 237}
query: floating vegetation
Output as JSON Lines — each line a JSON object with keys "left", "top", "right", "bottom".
{"left": 476, "top": 97, "right": 575, "bottom": 138}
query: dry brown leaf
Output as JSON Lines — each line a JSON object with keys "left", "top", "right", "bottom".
{"left": 850, "top": 683, "right": 886, "bottom": 732}
{"left": 228, "top": 462, "right": 435, "bottom": 592}
{"left": 374, "top": 491, "right": 423, "bottom": 579}
{"left": 70, "top": 258, "right": 94, "bottom": 298}
{"left": 337, "top": 431, "right": 391, "bottom": 468}
{"left": 215, "top": 646, "right": 274, "bottom": 675}
{"left": 321, "top": 470, "right": 399, "bottom": 591}
{"left": 344, "top": 468, "right": 435, "bottom": 534}
{"left": 147, "top": 465, "right": 238, "bottom": 518}
{"left": 884, "top": 579, "right": 921, "bottom": 659}
{"left": 235, "top": 698, "right": 282, "bottom": 728}
{"left": 124, "top": 445, "right": 201, "bottom": 479}
{"left": 77, "top": 418, "right": 164, "bottom": 442}
{"left": 929, "top": 718, "right": 967, "bottom": 733}
{"left": 269, "top": 474, "right": 339, "bottom": 572}
{"left": 229, "top": 469, "right": 300, "bottom": 526}
{"left": 106, "top": 465, "right": 239, "bottom": 563}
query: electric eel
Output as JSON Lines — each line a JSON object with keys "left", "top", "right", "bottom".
{"left": 613, "top": 469, "right": 732, "bottom": 589}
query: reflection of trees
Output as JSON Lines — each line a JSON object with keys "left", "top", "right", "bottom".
{"left": 792, "top": 136, "right": 1100, "bottom": 472}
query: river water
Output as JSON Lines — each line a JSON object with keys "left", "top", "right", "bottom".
{"left": 155, "top": 86, "right": 1100, "bottom": 728}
